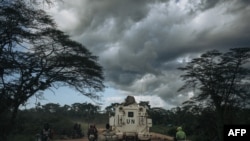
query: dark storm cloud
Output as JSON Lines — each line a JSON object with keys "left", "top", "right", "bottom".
{"left": 195, "top": 0, "right": 221, "bottom": 11}
{"left": 50, "top": 0, "right": 250, "bottom": 108}
{"left": 56, "top": 0, "right": 151, "bottom": 36}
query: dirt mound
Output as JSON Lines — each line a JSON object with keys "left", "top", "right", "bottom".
{"left": 151, "top": 132, "right": 174, "bottom": 141}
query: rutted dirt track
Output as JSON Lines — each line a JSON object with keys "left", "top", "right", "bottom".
{"left": 54, "top": 128, "right": 174, "bottom": 141}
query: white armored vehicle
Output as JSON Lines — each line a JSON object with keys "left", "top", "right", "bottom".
{"left": 100, "top": 96, "right": 152, "bottom": 141}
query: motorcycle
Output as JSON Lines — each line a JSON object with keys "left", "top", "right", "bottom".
{"left": 88, "top": 134, "right": 97, "bottom": 141}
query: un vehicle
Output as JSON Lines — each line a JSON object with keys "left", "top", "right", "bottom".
{"left": 100, "top": 96, "right": 152, "bottom": 141}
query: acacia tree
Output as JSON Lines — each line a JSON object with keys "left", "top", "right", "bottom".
{"left": 178, "top": 48, "right": 250, "bottom": 141}
{"left": 0, "top": 0, "right": 104, "bottom": 139}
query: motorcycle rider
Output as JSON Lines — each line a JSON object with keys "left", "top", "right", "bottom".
{"left": 87, "top": 124, "right": 98, "bottom": 141}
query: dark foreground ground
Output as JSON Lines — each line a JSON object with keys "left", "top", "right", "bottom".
{"left": 54, "top": 128, "right": 174, "bottom": 141}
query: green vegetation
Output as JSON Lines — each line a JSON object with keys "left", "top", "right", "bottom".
{"left": 0, "top": 0, "right": 104, "bottom": 140}
{"left": 7, "top": 102, "right": 109, "bottom": 141}
{"left": 178, "top": 48, "right": 250, "bottom": 141}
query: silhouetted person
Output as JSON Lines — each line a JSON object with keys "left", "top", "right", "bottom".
{"left": 88, "top": 124, "right": 97, "bottom": 141}
{"left": 41, "top": 123, "right": 51, "bottom": 141}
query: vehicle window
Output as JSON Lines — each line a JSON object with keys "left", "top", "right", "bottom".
{"left": 128, "top": 112, "right": 134, "bottom": 117}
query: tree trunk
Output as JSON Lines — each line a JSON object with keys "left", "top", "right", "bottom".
{"left": 0, "top": 103, "right": 20, "bottom": 141}
{"left": 215, "top": 107, "right": 224, "bottom": 141}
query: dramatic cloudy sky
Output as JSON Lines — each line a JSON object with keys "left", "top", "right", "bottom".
{"left": 28, "top": 0, "right": 250, "bottom": 110}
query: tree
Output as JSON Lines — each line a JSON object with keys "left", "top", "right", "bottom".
{"left": 68, "top": 102, "right": 100, "bottom": 121}
{"left": 41, "top": 103, "right": 60, "bottom": 113}
{"left": 0, "top": 0, "right": 104, "bottom": 139}
{"left": 178, "top": 48, "right": 250, "bottom": 141}
{"left": 148, "top": 107, "right": 168, "bottom": 125}
{"left": 105, "top": 103, "right": 119, "bottom": 115}
{"left": 139, "top": 101, "right": 151, "bottom": 109}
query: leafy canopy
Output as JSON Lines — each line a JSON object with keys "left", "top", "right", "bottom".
{"left": 0, "top": 0, "right": 104, "bottom": 115}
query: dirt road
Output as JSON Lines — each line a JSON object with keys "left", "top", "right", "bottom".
{"left": 54, "top": 139, "right": 86, "bottom": 141}
{"left": 54, "top": 132, "right": 174, "bottom": 141}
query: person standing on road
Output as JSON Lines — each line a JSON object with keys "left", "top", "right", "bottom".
{"left": 175, "top": 126, "right": 186, "bottom": 141}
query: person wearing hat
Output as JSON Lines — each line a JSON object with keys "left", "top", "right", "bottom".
{"left": 175, "top": 126, "right": 186, "bottom": 141}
